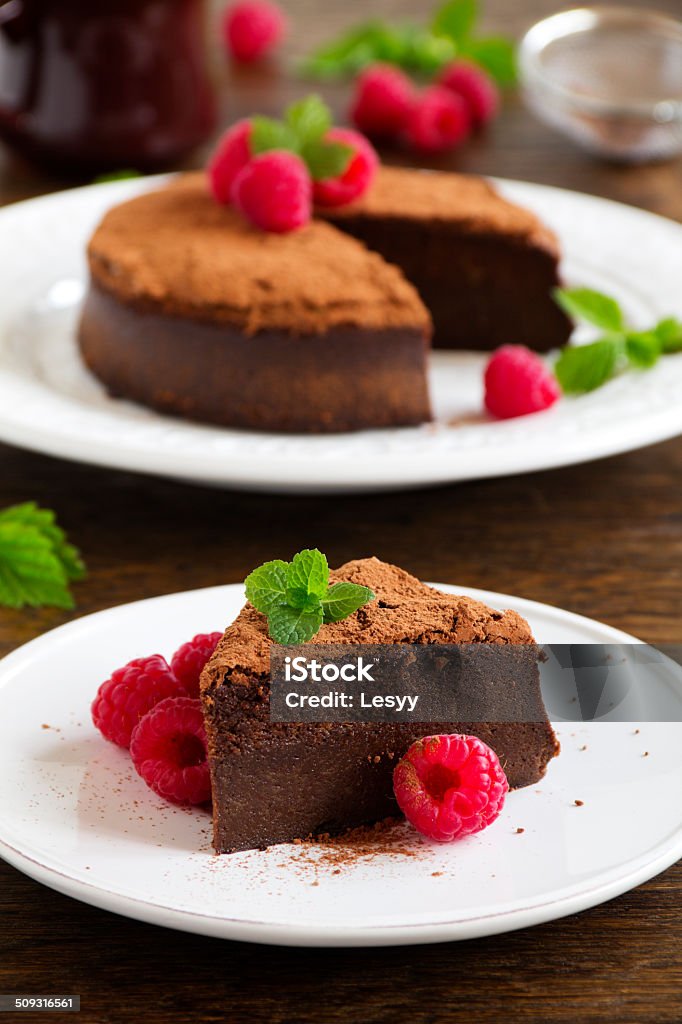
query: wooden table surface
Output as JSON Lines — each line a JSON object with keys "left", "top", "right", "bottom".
{"left": 1, "top": 1, "right": 681, "bottom": 1021}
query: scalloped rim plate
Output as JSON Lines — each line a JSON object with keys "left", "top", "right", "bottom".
{"left": 0, "top": 176, "right": 681, "bottom": 493}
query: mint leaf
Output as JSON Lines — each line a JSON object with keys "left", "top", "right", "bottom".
{"left": 244, "top": 549, "right": 376, "bottom": 642}
{"left": 432, "top": 0, "right": 478, "bottom": 42}
{"left": 322, "top": 582, "right": 376, "bottom": 624}
{"left": 250, "top": 116, "right": 298, "bottom": 156}
{"left": 245, "top": 559, "right": 289, "bottom": 613}
{"left": 0, "top": 502, "right": 86, "bottom": 581}
{"left": 625, "top": 331, "right": 661, "bottom": 369}
{"left": 654, "top": 317, "right": 682, "bottom": 354}
{"left": 286, "top": 95, "right": 331, "bottom": 144}
{"left": 404, "top": 30, "right": 456, "bottom": 74}
{"left": 94, "top": 169, "right": 141, "bottom": 183}
{"left": 301, "top": 138, "right": 354, "bottom": 181}
{"left": 268, "top": 603, "right": 324, "bottom": 645}
{"left": 554, "top": 339, "right": 622, "bottom": 394}
{"left": 300, "top": 21, "right": 394, "bottom": 78}
{"left": 0, "top": 503, "right": 86, "bottom": 609}
{"left": 0, "top": 521, "right": 73, "bottom": 610}
{"left": 287, "top": 549, "right": 329, "bottom": 602}
{"left": 554, "top": 288, "right": 625, "bottom": 332}
{"left": 459, "top": 36, "right": 517, "bottom": 85}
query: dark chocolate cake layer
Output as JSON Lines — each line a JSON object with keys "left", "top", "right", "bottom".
{"left": 323, "top": 167, "right": 573, "bottom": 351}
{"left": 201, "top": 558, "right": 559, "bottom": 854}
{"left": 79, "top": 284, "right": 431, "bottom": 433}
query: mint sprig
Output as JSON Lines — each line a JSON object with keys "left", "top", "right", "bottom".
{"left": 250, "top": 96, "right": 354, "bottom": 182}
{"left": 245, "top": 549, "right": 375, "bottom": 644}
{"left": 301, "top": 1, "right": 517, "bottom": 86}
{"left": 553, "top": 288, "right": 682, "bottom": 395}
{"left": 0, "top": 502, "right": 86, "bottom": 610}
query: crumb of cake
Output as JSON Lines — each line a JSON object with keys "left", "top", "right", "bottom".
{"left": 515, "top": 828, "right": 525, "bottom": 834}
{"left": 574, "top": 799, "right": 584, "bottom": 807}
{"left": 643, "top": 751, "right": 649, "bottom": 757}
{"left": 431, "top": 871, "right": 443, "bottom": 877}
{"left": 579, "top": 745, "right": 588, "bottom": 751}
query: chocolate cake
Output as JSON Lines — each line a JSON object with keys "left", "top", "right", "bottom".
{"left": 78, "top": 174, "right": 432, "bottom": 433}
{"left": 201, "top": 558, "right": 559, "bottom": 854}
{"left": 322, "top": 166, "right": 573, "bottom": 350}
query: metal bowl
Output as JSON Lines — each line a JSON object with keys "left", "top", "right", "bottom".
{"left": 519, "top": 6, "right": 682, "bottom": 162}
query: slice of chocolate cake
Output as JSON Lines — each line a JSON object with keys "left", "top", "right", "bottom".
{"left": 78, "top": 174, "right": 432, "bottom": 433}
{"left": 322, "top": 166, "right": 573, "bottom": 351}
{"left": 201, "top": 558, "right": 559, "bottom": 854}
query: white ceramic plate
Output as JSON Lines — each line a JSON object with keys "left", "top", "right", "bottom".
{"left": 0, "top": 177, "right": 681, "bottom": 493}
{"left": 0, "top": 583, "right": 680, "bottom": 947}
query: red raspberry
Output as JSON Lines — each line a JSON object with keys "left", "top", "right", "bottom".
{"left": 484, "top": 345, "right": 561, "bottom": 420}
{"left": 313, "top": 128, "right": 379, "bottom": 208}
{"left": 130, "top": 697, "right": 211, "bottom": 806}
{"left": 170, "top": 632, "right": 223, "bottom": 699}
{"left": 405, "top": 86, "right": 471, "bottom": 154}
{"left": 438, "top": 60, "right": 499, "bottom": 127}
{"left": 232, "top": 150, "right": 312, "bottom": 232}
{"left": 91, "top": 655, "right": 186, "bottom": 749}
{"left": 222, "top": 0, "right": 286, "bottom": 63}
{"left": 351, "top": 63, "right": 416, "bottom": 139}
{"left": 393, "top": 734, "right": 508, "bottom": 843}
{"left": 208, "top": 120, "right": 253, "bottom": 205}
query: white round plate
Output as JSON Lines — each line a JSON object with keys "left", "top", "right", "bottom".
{"left": 0, "top": 583, "right": 680, "bottom": 947}
{"left": 0, "top": 177, "right": 681, "bottom": 493}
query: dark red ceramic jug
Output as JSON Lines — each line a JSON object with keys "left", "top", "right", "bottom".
{"left": 0, "top": 0, "right": 216, "bottom": 173}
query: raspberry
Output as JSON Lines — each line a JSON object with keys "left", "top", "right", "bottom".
{"left": 222, "top": 0, "right": 286, "bottom": 63}
{"left": 351, "top": 63, "right": 416, "bottom": 139}
{"left": 393, "top": 734, "right": 509, "bottom": 843}
{"left": 170, "top": 632, "right": 223, "bottom": 698}
{"left": 91, "top": 655, "right": 186, "bottom": 749}
{"left": 438, "top": 60, "right": 499, "bottom": 127}
{"left": 405, "top": 86, "right": 471, "bottom": 154}
{"left": 232, "top": 150, "right": 312, "bottom": 232}
{"left": 484, "top": 345, "right": 561, "bottom": 420}
{"left": 208, "top": 120, "right": 253, "bottom": 205}
{"left": 313, "top": 128, "right": 379, "bottom": 208}
{"left": 130, "top": 697, "right": 211, "bottom": 806}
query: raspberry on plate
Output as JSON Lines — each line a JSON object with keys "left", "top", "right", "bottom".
{"left": 130, "top": 697, "right": 211, "bottom": 806}
{"left": 208, "top": 120, "right": 253, "bottom": 205}
{"left": 438, "top": 60, "right": 499, "bottom": 127}
{"left": 222, "top": 0, "right": 286, "bottom": 63}
{"left": 91, "top": 655, "right": 186, "bottom": 749}
{"left": 393, "top": 734, "right": 509, "bottom": 842}
{"left": 232, "top": 150, "right": 312, "bottom": 232}
{"left": 351, "top": 63, "right": 416, "bottom": 139}
{"left": 313, "top": 128, "right": 379, "bottom": 208}
{"left": 170, "top": 632, "right": 223, "bottom": 699}
{"left": 405, "top": 86, "right": 471, "bottom": 154}
{"left": 484, "top": 344, "right": 561, "bottom": 420}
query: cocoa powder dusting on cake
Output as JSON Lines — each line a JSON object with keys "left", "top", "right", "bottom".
{"left": 87, "top": 174, "right": 428, "bottom": 335}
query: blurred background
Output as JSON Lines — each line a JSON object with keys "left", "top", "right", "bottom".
{"left": 0, "top": 0, "right": 679, "bottom": 215}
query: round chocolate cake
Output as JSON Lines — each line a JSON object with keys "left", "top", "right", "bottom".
{"left": 78, "top": 174, "right": 432, "bottom": 434}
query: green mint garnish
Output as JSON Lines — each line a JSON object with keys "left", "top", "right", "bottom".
{"left": 245, "top": 549, "right": 375, "bottom": 644}
{"left": 553, "top": 288, "right": 682, "bottom": 395}
{"left": 301, "top": 1, "right": 517, "bottom": 86}
{"left": 654, "top": 317, "right": 682, "bottom": 354}
{"left": 554, "top": 338, "right": 622, "bottom": 394}
{"left": 93, "top": 169, "right": 141, "bottom": 183}
{"left": 0, "top": 502, "right": 86, "bottom": 610}
{"left": 250, "top": 96, "right": 354, "bottom": 182}
{"left": 554, "top": 287, "right": 624, "bottom": 333}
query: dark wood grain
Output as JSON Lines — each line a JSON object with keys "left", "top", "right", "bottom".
{"left": 0, "top": 1, "right": 681, "bottom": 1021}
